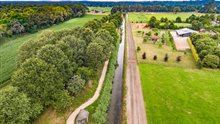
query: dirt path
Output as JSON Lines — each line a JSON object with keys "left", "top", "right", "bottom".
{"left": 126, "top": 17, "right": 148, "bottom": 124}
{"left": 66, "top": 60, "right": 109, "bottom": 124}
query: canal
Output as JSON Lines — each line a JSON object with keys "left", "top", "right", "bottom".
{"left": 107, "top": 15, "right": 125, "bottom": 124}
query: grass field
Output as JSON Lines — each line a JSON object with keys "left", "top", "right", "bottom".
{"left": 88, "top": 7, "right": 112, "bottom": 12}
{"left": 0, "top": 14, "right": 105, "bottom": 85}
{"left": 139, "top": 64, "right": 220, "bottom": 124}
{"left": 128, "top": 13, "right": 203, "bottom": 23}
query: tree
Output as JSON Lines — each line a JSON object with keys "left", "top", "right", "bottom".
{"left": 67, "top": 75, "right": 85, "bottom": 96}
{"left": 149, "top": 16, "right": 160, "bottom": 28}
{"left": 0, "top": 86, "right": 32, "bottom": 124}
{"left": 61, "top": 35, "right": 87, "bottom": 67}
{"left": 102, "top": 22, "right": 118, "bottom": 41}
{"left": 175, "top": 17, "right": 182, "bottom": 23}
{"left": 202, "top": 54, "right": 220, "bottom": 68}
{"left": 86, "top": 42, "right": 104, "bottom": 69}
{"left": 192, "top": 20, "right": 203, "bottom": 30}
{"left": 77, "top": 67, "right": 96, "bottom": 81}
{"left": 12, "top": 58, "right": 68, "bottom": 107}
{"left": 173, "top": 7, "right": 181, "bottom": 14}
{"left": 36, "top": 44, "right": 73, "bottom": 83}
{"left": 8, "top": 20, "right": 25, "bottom": 34}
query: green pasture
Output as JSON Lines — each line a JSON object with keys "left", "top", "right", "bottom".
{"left": 88, "top": 7, "right": 112, "bottom": 12}
{"left": 140, "top": 63, "right": 220, "bottom": 124}
{"left": 128, "top": 13, "right": 203, "bottom": 23}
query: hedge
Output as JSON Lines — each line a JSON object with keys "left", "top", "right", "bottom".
{"left": 188, "top": 38, "right": 200, "bottom": 62}
{"left": 168, "top": 31, "right": 176, "bottom": 50}
{"left": 91, "top": 37, "right": 120, "bottom": 124}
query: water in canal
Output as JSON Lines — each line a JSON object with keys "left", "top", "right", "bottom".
{"left": 107, "top": 16, "right": 125, "bottom": 124}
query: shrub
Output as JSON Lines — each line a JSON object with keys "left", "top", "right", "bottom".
{"left": 142, "top": 52, "right": 146, "bottom": 60}
{"left": 164, "top": 53, "right": 169, "bottom": 62}
{"left": 153, "top": 55, "right": 157, "bottom": 60}
{"left": 67, "top": 75, "right": 85, "bottom": 96}
{"left": 176, "top": 56, "right": 182, "bottom": 62}
{"left": 137, "top": 46, "right": 141, "bottom": 52}
{"left": 202, "top": 54, "right": 220, "bottom": 68}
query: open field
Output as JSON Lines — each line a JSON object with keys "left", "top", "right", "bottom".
{"left": 128, "top": 13, "right": 203, "bottom": 23}
{"left": 88, "top": 7, "right": 112, "bottom": 12}
{"left": 139, "top": 63, "right": 220, "bottom": 124}
{"left": 0, "top": 14, "right": 104, "bottom": 85}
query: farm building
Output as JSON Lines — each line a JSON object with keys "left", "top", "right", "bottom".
{"left": 176, "top": 28, "right": 198, "bottom": 37}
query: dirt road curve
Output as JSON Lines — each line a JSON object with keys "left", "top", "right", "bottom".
{"left": 126, "top": 20, "right": 148, "bottom": 124}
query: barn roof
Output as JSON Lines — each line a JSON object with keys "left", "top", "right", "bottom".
{"left": 176, "top": 28, "right": 198, "bottom": 36}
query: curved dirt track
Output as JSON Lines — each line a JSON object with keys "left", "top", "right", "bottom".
{"left": 126, "top": 17, "right": 148, "bottom": 124}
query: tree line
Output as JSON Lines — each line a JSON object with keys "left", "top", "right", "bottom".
{"left": 0, "top": 4, "right": 87, "bottom": 42}
{"left": 0, "top": 12, "right": 122, "bottom": 124}
{"left": 111, "top": 2, "right": 216, "bottom": 14}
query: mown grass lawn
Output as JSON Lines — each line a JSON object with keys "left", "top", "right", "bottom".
{"left": 0, "top": 14, "right": 104, "bottom": 85}
{"left": 128, "top": 13, "right": 203, "bottom": 23}
{"left": 139, "top": 63, "right": 220, "bottom": 124}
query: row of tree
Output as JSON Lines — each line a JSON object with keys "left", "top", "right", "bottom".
{"left": 0, "top": 4, "right": 87, "bottom": 42}
{"left": 190, "top": 33, "right": 220, "bottom": 68}
{"left": 0, "top": 12, "right": 123, "bottom": 123}
{"left": 111, "top": 2, "right": 216, "bottom": 14}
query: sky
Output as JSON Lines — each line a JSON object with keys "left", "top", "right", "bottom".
{"left": 0, "top": 0, "right": 199, "bottom": 1}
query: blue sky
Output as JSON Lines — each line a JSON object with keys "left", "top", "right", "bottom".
{"left": 0, "top": 0, "right": 197, "bottom": 1}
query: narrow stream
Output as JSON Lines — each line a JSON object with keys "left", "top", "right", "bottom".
{"left": 107, "top": 15, "right": 125, "bottom": 124}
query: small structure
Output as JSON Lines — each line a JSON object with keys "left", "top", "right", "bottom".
{"left": 176, "top": 28, "right": 198, "bottom": 37}
{"left": 151, "top": 35, "right": 159, "bottom": 41}
{"left": 199, "top": 29, "right": 206, "bottom": 33}
{"left": 76, "top": 109, "right": 89, "bottom": 124}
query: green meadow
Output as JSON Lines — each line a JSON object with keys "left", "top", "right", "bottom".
{"left": 139, "top": 64, "right": 220, "bottom": 124}
{"left": 128, "top": 13, "right": 203, "bottom": 23}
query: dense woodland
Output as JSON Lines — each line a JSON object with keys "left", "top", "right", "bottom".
{"left": 111, "top": 2, "right": 216, "bottom": 13}
{"left": 0, "top": 4, "right": 87, "bottom": 42}
{"left": 0, "top": 11, "right": 122, "bottom": 123}
{"left": 190, "top": 33, "right": 220, "bottom": 68}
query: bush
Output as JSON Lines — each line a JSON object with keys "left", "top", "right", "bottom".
{"left": 164, "top": 53, "right": 169, "bottom": 62}
{"left": 137, "top": 46, "right": 141, "bottom": 52}
{"left": 153, "top": 55, "right": 157, "bottom": 60}
{"left": 67, "top": 75, "right": 85, "bottom": 96}
{"left": 202, "top": 54, "right": 220, "bottom": 68}
{"left": 142, "top": 52, "right": 146, "bottom": 60}
{"left": 176, "top": 56, "right": 182, "bottom": 62}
